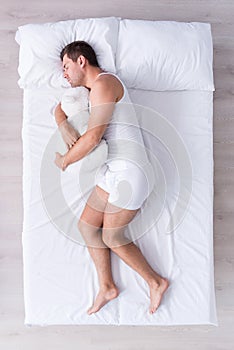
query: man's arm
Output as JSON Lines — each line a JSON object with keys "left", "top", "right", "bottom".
{"left": 54, "top": 102, "right": 67, "bottom": 126}
{"left": 61, "top": 78, "right": 117, "bottom": 169}
{"left": 54, "top": 102, "right": 81, "bottom": 150}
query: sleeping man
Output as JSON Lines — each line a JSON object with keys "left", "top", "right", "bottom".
{"left": 54, "top": 40, "right": 169, "bottom": 315}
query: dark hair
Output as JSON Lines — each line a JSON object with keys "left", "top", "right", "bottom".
{"left": 60, "top": 41, "right": 100, "bottom": 67}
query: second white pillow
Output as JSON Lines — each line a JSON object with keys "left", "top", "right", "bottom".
{"left": 116, "top": 19, "right": 215, "bottom": 91}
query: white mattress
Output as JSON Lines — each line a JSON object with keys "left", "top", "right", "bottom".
{"left": 21, "top": 86, "right": 217, "bottom": 326}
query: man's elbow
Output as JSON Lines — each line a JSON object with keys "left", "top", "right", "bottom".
{"left": 54, "top": 103, "right": 61, "bottom": 115}
{"left": 85, "top": 133, "right": 100, "bottom": 148}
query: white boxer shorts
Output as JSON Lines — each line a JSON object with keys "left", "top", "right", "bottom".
{"left": 95, "top": 160, "right": 155, "bottom": 210}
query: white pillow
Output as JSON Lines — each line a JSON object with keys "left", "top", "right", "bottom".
{"left": 60, "top": 87, "right": 108, "bottom": 172}
{"left": 116, "top": 20, "right": 215, "bottom": 91}
{"left": 15, "top": 17, "right": 120, "bottom": 89}
{"left": 61, "top": 87, "right": 90, "bottom": 120}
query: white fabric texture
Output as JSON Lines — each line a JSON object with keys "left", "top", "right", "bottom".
{"left": 21, "top": 87, "right": 217, "bottom": 326}
{"left": 17, "top": 17, "right": 217, "bottom": 326}
{"left": 61, "top": 87, "right": 90, "bottom": 118}
{"left": 116, "top": 20, "right": 215, "bottom": 91}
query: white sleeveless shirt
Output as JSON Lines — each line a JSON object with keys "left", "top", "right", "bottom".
{"left": 89, "top": 72, "right": 150, "bottom": 171}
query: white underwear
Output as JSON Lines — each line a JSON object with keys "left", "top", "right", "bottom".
{"left": 95, "top": 161, "right": 155, "bottom": 210}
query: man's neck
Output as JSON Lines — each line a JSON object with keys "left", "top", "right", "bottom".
{"left": 84, "top": 67, "right": 105, "bottom": 90}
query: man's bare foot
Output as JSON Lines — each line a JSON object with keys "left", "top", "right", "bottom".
{"left": 87, "top": 285, "right": 119, "bottom": 315}
{"left": 149, "top": 277, "right": 169, "bottom": 314}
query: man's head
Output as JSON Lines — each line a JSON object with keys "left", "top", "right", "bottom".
{"left": 60, "top": 41, "right": 100, "bottom": 88}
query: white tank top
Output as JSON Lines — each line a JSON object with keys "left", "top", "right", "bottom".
{"left": 89, "top": 72, "right": 150, "bottom": 171}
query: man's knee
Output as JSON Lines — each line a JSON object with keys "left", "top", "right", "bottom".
{"left": 78, "top": 219, "right": 100, "bottom": 238}
{"left": 102, "top": 227, "right": 130, "bottom": 249}
{"left": 78, "top": 219, "right": 106, "bottom": 248}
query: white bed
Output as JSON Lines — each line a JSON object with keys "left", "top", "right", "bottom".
{"left": 16, "top": 17, "right": 218, "bottom": 326}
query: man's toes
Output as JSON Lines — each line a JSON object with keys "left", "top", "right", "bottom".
{"left": 87, "top": 306, "right": 96, "bottom": 315}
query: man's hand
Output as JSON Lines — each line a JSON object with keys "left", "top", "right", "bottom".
{"left": 54, "top": 152, "right": 67, "bottom": 171}
{"left": 58, "top": 119, "right": 81, "bottom": 150}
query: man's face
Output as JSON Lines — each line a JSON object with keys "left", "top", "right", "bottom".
{"left": 62, "top": 54, "right": 84, "bottom": 87}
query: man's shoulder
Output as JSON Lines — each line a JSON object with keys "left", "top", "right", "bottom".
{"left": 90, "top": 74, "right": 120, "bottom": 102}
{"left": 93, "top": 73, "right": 119, "bottom": 87}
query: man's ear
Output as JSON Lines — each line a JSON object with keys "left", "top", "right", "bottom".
{"left": 78, "top": 55, "right": 86, "bottom": 68}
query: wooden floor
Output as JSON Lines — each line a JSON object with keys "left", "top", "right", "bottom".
{"left": 0, "top": 0, "right": 233, "bottom": 349}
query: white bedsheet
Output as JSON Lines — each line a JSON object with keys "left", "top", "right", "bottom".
{"left": 22, "top": 87, "right": 217, "bottom": 326}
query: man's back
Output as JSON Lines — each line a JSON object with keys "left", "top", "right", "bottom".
{"left": 89, "top": 72, "right": 151, "bottom": 171}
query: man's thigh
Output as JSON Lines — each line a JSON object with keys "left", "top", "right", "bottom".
{"left": 102, "top": 202, "right": 140, "bottom": 247}
{"left": 103, "top": 202, "right": 139, "bottom": 230}
{"left": 79, "top": 185, "right": 110, "bottom": 229}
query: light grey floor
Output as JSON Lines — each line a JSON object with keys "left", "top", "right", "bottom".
{"left": 0, "top": 1, "right": 233, "bottom": 349}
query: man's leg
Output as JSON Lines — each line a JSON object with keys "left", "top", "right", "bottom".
{"left": 78, "top": 185, "right": 119, "bottom": 314}
{"left": 99, "top": 203, "right": 169, "bottom": 315}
